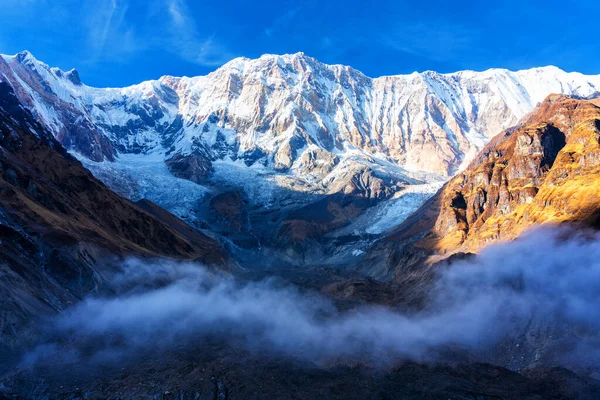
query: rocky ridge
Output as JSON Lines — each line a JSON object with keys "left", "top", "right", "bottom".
{"left": 429, "top": 94, "right": 600, "bottom": 254}
{"left": 0, "top": 78, "right": 230, "bottom": 349}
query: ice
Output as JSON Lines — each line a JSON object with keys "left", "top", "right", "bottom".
{"left": 332, "top": 181, "right": 445, "bottom": 237}
{"left": 211, "top": 157, "right": 288, "bottom": 206}
{"left": 75, "top": 152, "right": 211, "bottom": 225}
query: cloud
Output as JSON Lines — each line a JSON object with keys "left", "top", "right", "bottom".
{"left": 382, "top": 21, "right": 480, "bottom": 64}
{"left": 0, "top": 0, "right": 233, "bottom": 68}
{"left": 21, "top": 226, "right": 600, "bottom": 371}
{"left": 321, "top": 37, "right": 334, "bottom": 48}
{"left": 166, "top": 0, "right": 185, "bottom": 26}
{"left": 161, "top": 0, "right": 234, "bottom": 67}
{"left": 96, "top": 0, "right": 119, "bottom": 54}
{"left": 86, "top": 0, "right": 132, "bottom": 61}
{"left": 84, "top": 0, "right": 233, "bottom": 66}
{"left": 263, "top": 7, "right": 301, "bottom": 38}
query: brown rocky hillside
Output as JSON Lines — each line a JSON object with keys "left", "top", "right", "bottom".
{"left": 429, "top": 94, "right": 600, "bottom": 254}
{"left": 362, "top": 94, "right": 600, "bottom": 279}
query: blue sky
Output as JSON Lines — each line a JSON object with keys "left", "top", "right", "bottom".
{"left": 0, "top": 0, "right": 598, "bottom": 87}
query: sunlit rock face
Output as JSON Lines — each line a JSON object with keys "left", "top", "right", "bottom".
{"left": 360, "top": 95, "right": 600, "bottom": 280}
{"left": 425, "top": 95, "right": 600, "bottom": 254}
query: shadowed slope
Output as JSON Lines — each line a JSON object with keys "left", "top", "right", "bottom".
{"left": 0, "top": 80, "right": 230, "bottom": 348}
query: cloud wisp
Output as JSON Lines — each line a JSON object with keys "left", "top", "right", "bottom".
{"left": 0, "top": 0, "right": 234, "bottom": 68}
{"left": 263, "top": 7, "right": 302, "bottom": 37}
{"left": 21, "top": 226, "right": 600, "bottom": 370}
{"left": 382, "top": 21, "right": 481, "bottom": 65}
{"left": 86, "top": 0, "right": 133, "bottom": 61}
{"left": 161, "top": 0, "right": 234, "bottom": 67}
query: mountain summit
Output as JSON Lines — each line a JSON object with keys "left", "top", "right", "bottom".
{"left": 2, "top": 50, "right": 600, "bottom": 262}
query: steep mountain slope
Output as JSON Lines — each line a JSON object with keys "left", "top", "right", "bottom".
{"left": 429, "top": 94, "right": 600, "bottom": 254}
{"left": 0, "top": 79, "right": 230, "bottom": 349}
{"left": 365, "top": 94, "right": 600, "bottom": 279}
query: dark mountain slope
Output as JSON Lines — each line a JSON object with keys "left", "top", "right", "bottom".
{"left": 0, "top": 80, "right": 231, "bottom": 348}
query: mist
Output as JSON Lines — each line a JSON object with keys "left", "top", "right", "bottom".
{"left": 22, "top": 226, "right": 600, "bottom": 370}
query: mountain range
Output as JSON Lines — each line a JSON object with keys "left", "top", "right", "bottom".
{"left": 3, "top": 51, "right": 600, "bottom": 176}
{"left": 1, "top": 50, "right": 599, "bottom": 266}
{"left": 3, "top": 50, "right": 600, "bottom": 398}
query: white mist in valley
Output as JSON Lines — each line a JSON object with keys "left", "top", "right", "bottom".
{"left": 22, "top": 226, "right": 600, "bottom": 370}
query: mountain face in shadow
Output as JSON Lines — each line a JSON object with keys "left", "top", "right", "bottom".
{"left": 0, "top": 80, "right": 231, "bottom": 349}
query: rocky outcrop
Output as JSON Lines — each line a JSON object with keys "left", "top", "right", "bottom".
{"left": 300, "top": 147, "right": 339, "bottom": 177}
{"left": 273, "top": 192, "right": 374, "bottom": 262}
{"left": 165, "top": 149, "right": 213, "bottom": 184}
{"left": 428, "top": 94, "right": 600, "bottom": 254}
{"left": 325, "top": 164, "right": 404, "bottom": 199}
{"left": 273, "top": 136, "right": 307, "bottom": 171}
{"left": 209, "top": 191, "right": 247, "bottom": 233}
{"left": 366, "top": 94, "right": 600, "bottom": 274}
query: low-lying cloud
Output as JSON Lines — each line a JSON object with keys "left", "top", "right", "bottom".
{"left": 22, "top": 226, "right": 600, "bottom": 370}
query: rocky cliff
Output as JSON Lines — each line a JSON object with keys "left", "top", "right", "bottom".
{"left": 429, "top": 94, "right": 600, "bottom": 254}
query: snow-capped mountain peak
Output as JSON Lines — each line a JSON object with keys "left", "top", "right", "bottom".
{"left": 4, "top": 49, "right": 597, "bottom": 175}
{"left": 1, "top": 50, "right": 599, "bottom": 247}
